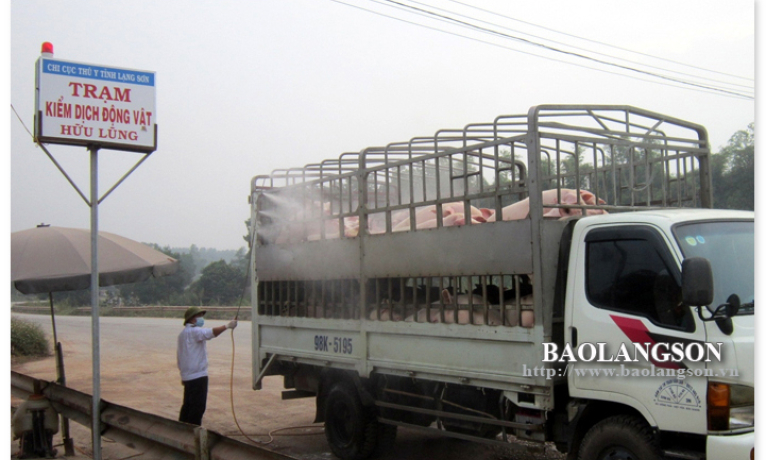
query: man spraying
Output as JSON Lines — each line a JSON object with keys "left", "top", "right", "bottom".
{"left": 177, "top": 306, "right": 237, "bottom": 425}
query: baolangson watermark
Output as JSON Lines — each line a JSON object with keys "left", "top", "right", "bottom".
{"left": 523, "top": 363, "right": 739, "bottom": 380}
{"left": 541, "top": 342, "right": 724, "bottom": 364}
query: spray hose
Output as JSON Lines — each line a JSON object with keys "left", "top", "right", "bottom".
{"left": 226, "top": 244, "right": 324, "bottom": 445}
{"left": 227, "top": 328, "right": 323, "bottom": 445}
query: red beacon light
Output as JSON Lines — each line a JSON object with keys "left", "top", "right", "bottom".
{"left": 41, "top": 42, "right": 54, "bottom": 57}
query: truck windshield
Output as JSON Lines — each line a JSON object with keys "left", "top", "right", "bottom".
{"left": 674, "top": 220, "right": 754, "bottom": 314}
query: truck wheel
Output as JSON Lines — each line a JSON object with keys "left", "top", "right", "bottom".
{"left": 374, "top": 423, "right": 397, "bottom": 456}
{"left": 577, "top": 415, "right": 661, "bottom": 460}
{"left": 324, "top": 381, "right": 378, "bottom": 460}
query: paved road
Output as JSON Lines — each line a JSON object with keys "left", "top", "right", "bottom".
{"left": 11, "top": 313, "right": 562, "bottom": 460}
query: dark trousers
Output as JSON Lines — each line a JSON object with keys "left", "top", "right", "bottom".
{"left": 179, "top": 376, "right": 208, "bottom": 425}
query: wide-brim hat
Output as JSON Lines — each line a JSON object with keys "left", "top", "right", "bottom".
{"left": 183, "top": 306, "right": 207, "bottom": 325}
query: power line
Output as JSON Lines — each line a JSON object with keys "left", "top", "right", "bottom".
{"left": 327, "top": 0, "right": 752, "bottom": 100}
{"left": 444, "top": 0, "right": 753, "bottom": 83}
{"left": 11, "top": 104, "right": 34, "bottom": 139}
{"left": 375, "top": 0, "right": 753, "bottom": 99}
{"left": 406, "top": 0, "right": 753, "bottom": 92}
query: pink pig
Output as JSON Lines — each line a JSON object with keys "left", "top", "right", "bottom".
{"left": 487, "top": 188, "right": 606, "bottom": 222}
{"left": 407, "top": 289, "right": 534, "bottom": 327}
{"left": 368, "top": 305, "right": 405, "bottom": 321}
{"left": 392, "top": 202, "right": 488, "bottom": 231}
{"left": 409, "top": 290, "right": 486, "bottom": 324}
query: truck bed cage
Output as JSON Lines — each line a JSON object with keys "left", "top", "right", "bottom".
{"left": 250, "top": 105, "right": 712, "bottom": 401}
{"left": 253, "top": 104, "right": 710, "bottom": 217}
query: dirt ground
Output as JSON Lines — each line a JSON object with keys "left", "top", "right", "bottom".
{"left": 10, "top": 313, "right": 563, "bottom": 460}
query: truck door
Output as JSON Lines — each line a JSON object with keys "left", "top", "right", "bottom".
{"left": 568, "top": 224, "right": 709, "bottom": 434}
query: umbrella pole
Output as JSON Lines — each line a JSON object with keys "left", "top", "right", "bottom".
{"left": 50, "top": 293, "right": 75, "bottom": 456}
{"left": 49, "top": 293, "right": 58, "bottom": 355}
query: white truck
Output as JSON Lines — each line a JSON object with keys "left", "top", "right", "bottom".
{"left": 249, "top": 105, "right": 754, "bottom": 460}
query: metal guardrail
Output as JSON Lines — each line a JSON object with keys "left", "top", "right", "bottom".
{"left": 74, "top": 306, "right": 241, "bottom": 313}
{"left": 11, "top": 371, "right": 296, "bottom": 460}
{"left": 12, "top": 306, "right": 241, "bottom": 313}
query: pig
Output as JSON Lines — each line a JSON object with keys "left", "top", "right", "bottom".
{"left": 367, "top": 281, "right": 441, "bottom": 321}
{"left": 305, "top": 219, "right": 343, "bottom": 241}
{"left": 368, "top": 209, "right": 414, "bottom": 234}
{"left": 366, "top": 213, "right": 386, "bottom": 235}
{"left": 343, "top": 216, "right": 360, "bottom": 237}
{"left": 288, "top": 215, "right": 361, "bottom": 241}
{"left": 539, "top": 189, "right": 607, "bottom": 218}
{"left": 518, "top": 295, "right": 535, "bottom": 328}
{"left": 368, "top": 305, "right": 405, "bottom": 321}
{"left": 392, "top": 202, "right": 488, "bottom": 232}
{"left": 303, "top": 303, "right": 364, "bottom": 320}
{"left": 277, "top": 289, "right": 327, "bottom": 318}
{"left": 392, "top": 205, "right": 440, "bottom": 232}
{"left": 486, "top": 188, "right": 607, "bottom": 222}
{"left": 471, "top": 277, "right": 533, "bottom": 304}
{"left": 389, "top": 209, "right": 412, "bottom": 231}
{"left": 479, "top": 208, "right": 495, "bottom": 220}
{"left": 485, "top": 200, "right": 527, "bottom": 222}
{"left": 442, "top": 202, "right": 487, "bottom": 221}
{"left": 270, "top": 200, "right": 363, "bottom": 242}
{"left": 272, "top": 188, "right": 605, "bottom": 241}
{"left": 443, "top": 213, "right": 488, "bottom": 226}
{"left": 415, "top": 307, "right": 506, "bottom": 325}
{"left": 408, "top": 290, "right": 496, "bottom": 325}
{"left": 407, "top": 289, "right": 535, "bottom": 328}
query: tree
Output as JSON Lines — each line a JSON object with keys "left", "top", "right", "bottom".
{"left": 190, "top": 259, "right": 246, "bottom": 306}
{"left": 238, "top": 218, "right": 253, "bottom": 284}
{"left": 53, "top": 289, "right": 91, "bottom": 307}
{"left": 711, "top": 123, "right": 754, "bottom": 211}
{"left": 118, "top": 245, "right": 194, "bottom": 305}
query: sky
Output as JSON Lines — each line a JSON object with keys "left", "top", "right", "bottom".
{"left": 8, "top": 0, "right": 756, "bottom": 251}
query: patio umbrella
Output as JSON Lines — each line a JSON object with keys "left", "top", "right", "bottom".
{"left": 12, "top": 225, "right": 178, "bottom": 294}
{"left": 11, "top": 224, "right": 179, "bottom": 455}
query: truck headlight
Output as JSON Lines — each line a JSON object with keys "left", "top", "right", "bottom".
{"left": 708, "top": 382, "right": 754, "bottom": 431}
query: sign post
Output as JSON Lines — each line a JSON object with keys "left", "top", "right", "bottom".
{"left": 33, "top": 43, "right": 157, "bottom": 460}
{"left": 89, "top": 145, "right": 101, "bottom": 458}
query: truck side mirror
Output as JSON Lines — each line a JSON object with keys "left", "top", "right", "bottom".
{"left": 725, "top": 294, "right": 740, "bottom": 317}
{"left": 681, "top": 257, "right": 714, "bottom": 307}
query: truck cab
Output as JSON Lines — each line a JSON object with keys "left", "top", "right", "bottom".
{"left": 564, "top": 210, "right": 754, "bottom": 459}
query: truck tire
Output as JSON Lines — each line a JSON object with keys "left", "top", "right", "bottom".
{"left": 577, "top": 415, "right": 661, "bottom": 460}
{"left": 324, "top": 381, "right": 378, "bottom": 460}
{"left": 374, "top": 423, "right": 397, "bottom": 456}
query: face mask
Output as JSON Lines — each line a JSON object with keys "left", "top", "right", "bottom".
{"left": 195, "top": 317, "right": 205, "bottom": 327}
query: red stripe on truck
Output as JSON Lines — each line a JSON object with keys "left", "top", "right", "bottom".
{"left": 609, "top": 315, "right": 683, "bottom": 370}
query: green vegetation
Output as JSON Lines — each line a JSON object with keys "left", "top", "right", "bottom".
{"left": 118, "top": 245, "right": 197, "bottom": 306}
{"left": 711, "top": 123, "right": 754, "bottom": 211}
{"left": 11, "top": 317, "right": 50, "bottom": 357}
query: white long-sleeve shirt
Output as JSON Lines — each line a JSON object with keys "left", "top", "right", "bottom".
{"left": 177, "top": 324, "right": 215, "bottom": 382}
